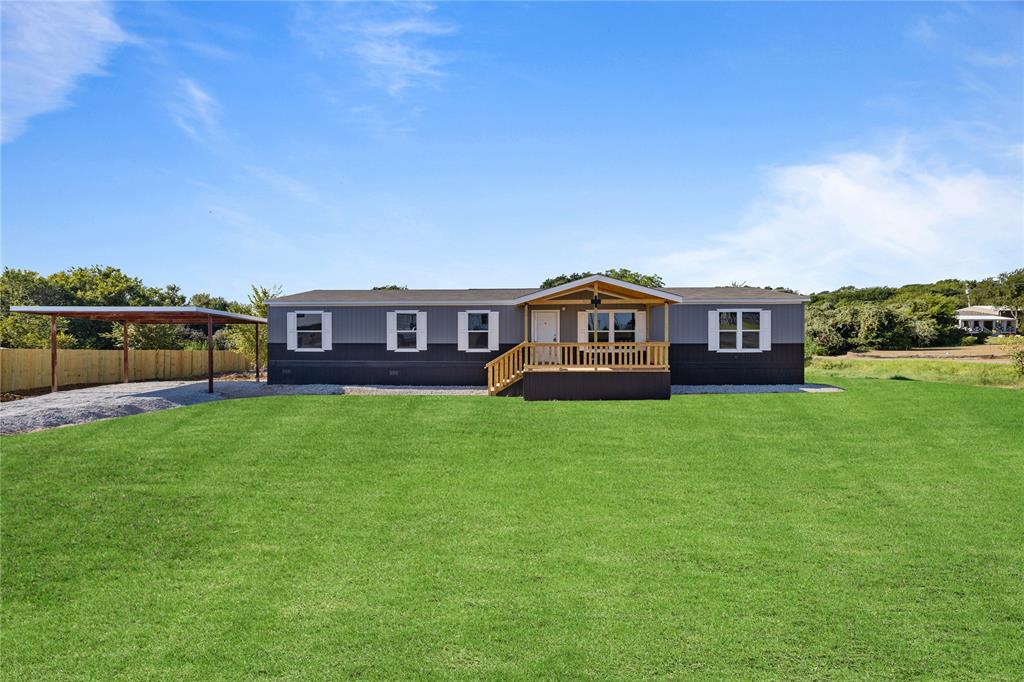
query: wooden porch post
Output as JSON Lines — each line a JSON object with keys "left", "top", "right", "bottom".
{"left": 207, "top": 316, "right": 214, "bottom": 394}
{"left": 122, "top": 321, "right": 130, "bottom": 383}
{"left": 255, "top": 323, "right": 260, "bottom": 382}
{"left": 50, "top": 314, "right": 58, "bottom": 393}
{"left": 663, "top": 303, "right": 669, "bottom": 344}
{"left": 523, "top": 305, "right": 529, "bottom": 343}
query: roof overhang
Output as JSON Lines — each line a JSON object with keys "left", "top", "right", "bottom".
{"left": 10, "top": 306, "right": 266, "bottom": 325}
{"left": 956, "top": 314, "right": 1015, "bottom": 321}
{"left": 512, "top": 275, "right": 683, "bottom": 306}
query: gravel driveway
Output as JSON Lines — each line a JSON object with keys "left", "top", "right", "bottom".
{"left": 0, "top": 380, "right": 352, "bottom": 435}
{"left": 1, "top": 380, "right": 838, "bottom": 435}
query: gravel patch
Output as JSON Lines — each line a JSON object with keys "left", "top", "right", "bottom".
{"left": 338, "top": 385, "right": 486, "bottom": 396}
{"left": 1, "top": 380, "right": 840, "bottom": 435}
{"left": 0, "top": 380, "right": 341, "bottom": 435}
{"left": 672, "top": 384, "right": 842, "bottom": 395}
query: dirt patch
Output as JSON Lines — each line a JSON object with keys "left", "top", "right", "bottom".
{"left": 842, "top": 346, "right": 1010, "bottom": 363}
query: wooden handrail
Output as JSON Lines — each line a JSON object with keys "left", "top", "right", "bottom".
{"left": 485, "top": 341, "right": 669, "bottom": 395}
{"left": 485, "top": 341, "right": 528, "bottom": 395}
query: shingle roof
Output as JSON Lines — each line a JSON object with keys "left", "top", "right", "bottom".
{"left": 270, "top": 286, "right": 807, "bottom": 304}
{"left": 271, "top": 288, "right": 539, "bottom": 303}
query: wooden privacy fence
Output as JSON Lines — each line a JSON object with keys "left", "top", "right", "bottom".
{"left": 1, "top": 348, "right": 248, "bottom": 393}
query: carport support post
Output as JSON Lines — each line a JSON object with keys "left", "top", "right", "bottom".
{"left": 254, "top": 323, "right": 260, "bottom": 382}
{"left": 122, "top": 321, "right": 130, "bottom": 383}
{"left": 207, "top": 315, "right": 214, "bottom": 394}
{"left": 50, "top": 314, "right": 58, "bottom": 393}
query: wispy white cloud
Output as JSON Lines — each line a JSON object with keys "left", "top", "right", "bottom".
{"left": 907, "top": 17, "right": 938, "bottom": 47}
{"left": 170, "top": 77, "right": 220, "bottom": 144}
{"left": 293, "top": 2, "right": 456, "bottom": 96}
{"left": 649, "top": 147, "right": 1023, "bottom": 292}
{"left": 243, "top": 165, "right": 322, "bottom": 206}
{"left": 1, "top": 1, "right": 128, "bottom": 142}
{"left": 963, "top": 50, "right": 1019, "bottom": 69}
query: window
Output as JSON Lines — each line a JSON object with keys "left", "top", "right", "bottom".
{"left": 586, "top": 310, "right": 636, "bottom": 342}
{"left": 587, "top": 312, "right": 610, "bottom": 342}
{"left": 287, "top": 311, "right": 332, "bottom": 352}
{"left": 296, "top": 312, "right": 323, "bottom": 349}
{"left": 614, "top": 312, "right": 636, "bottom": 342}
{"left": 396, "top": 312, "right": 418, "bottom": 350}
{"left": 710, "top": 309, "right": 770, "bottom": 352}
{"left": 388, "top": 310, "right": 426, "bottom": 352}
{"left": 459, "top": 310, "right": 499, "bottom": 352}
{"left": 468, "top": 312, "right": 489, "bottom": 349}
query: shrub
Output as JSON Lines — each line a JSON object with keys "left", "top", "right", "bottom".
{"left": 1007, "top": 338, "right": 1024, "bottom": 378}
{"left": 960, "top": 335, "right": 979, "bottom": 346}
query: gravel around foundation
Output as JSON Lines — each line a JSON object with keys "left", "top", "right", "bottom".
{"left": 672, "top": 384, "right": 842, "bottom": 395}
{"left": 1, "top": 381, "right": 840, "bottom": 435}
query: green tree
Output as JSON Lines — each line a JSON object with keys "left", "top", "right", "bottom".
{"left": 540, "top": 269, "right": 665, "bottom": 289}
{"left": 47, "top": 266, "right": 187, "bottom": 349}
{"left": 372, "top": 284, "right": 408, "bottom": 290}
{"left": 0, "top": 268, "right": 74, "bottom": 348}
{"left": 223, "top": 284, "right": 282, "bottom": 370}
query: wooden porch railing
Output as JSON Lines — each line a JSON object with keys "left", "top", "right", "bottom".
{"left": 485, "top": 341, "right": 669, "bottom": 395}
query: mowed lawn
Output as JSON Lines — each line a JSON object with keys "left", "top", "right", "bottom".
{"left": 3, "top": 378, "right": 1022, "bottom": 679}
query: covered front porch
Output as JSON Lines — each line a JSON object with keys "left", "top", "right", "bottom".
{"left": 485, "top": 275, "right": 682, "bottom": 399}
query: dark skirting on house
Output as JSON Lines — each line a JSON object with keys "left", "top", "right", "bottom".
{"left": 520, "top": 369, "right": 670, "bottom": 401}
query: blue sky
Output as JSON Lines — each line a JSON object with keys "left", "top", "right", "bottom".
{"left": 2, "top": 1, "right": 1022, "bottom": 299}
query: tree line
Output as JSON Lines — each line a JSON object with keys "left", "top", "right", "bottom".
{"left": 805, "top": 269, "right": 1023, "bottom": 355}
{"left": 3, "top": 266, "right": 1022, "bottom": 365}
{"left": 0, "top": 266, "right": 279, "bottom": 368}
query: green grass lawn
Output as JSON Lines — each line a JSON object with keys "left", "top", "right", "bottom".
{"left": 809, "top": 356, "right": 1024, "bottom": 388}
{"left": 3, "top": 377, "right": 1022, "bottom": 679}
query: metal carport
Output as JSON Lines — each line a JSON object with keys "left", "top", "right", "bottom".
{"left": 10, "top": 306, "right": 267, "bottom": 393}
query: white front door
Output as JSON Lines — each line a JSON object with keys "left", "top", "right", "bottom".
{"left": 532, "top": 310, "right": 559, "bottom": 343}
{"left": 531, "top": 310, "right": 560, "bottom": 364}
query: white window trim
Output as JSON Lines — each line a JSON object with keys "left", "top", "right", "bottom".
{"left": 713, "top": 308, "right": 767, "bottom": 353}
{"left": 293, "top": 310, "right": 327, "bottom": 353}
{"left": 584, "top": 309, "right": 640, "bottom": 343}
{"left": 464, "top": 309, "right": 494, "bottom": 353}
{"left": 392, "top": 309, "right": 423, "bottom": 353}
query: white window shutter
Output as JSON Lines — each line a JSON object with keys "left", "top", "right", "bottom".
{"left": 577, "top": 311, "right": 588, "bottom": 343}
{"left": 457, "top": 312, "right": 468, "bottom": 351}
{"left": 636, "top": 310, "right": 647, "bottom": 342}
{"left": 759, "top": 310, "right": 772, "bottom": 351}
{"left": 416, "top": 311, "right": 428, "bottom": 351}
{"left": 386, "top": 311, "right": 397, "bottom": 351}
{"left": 489, "top": 311, "right": 500, "bottom": 351}
{"left": 321, "top": 312, "right": 332, "bottom": 351}
{"left": 286, "top": 312, "right": 297, "bottom": 350}
{"left": 707, "top": 310, "right": 719, "bottom": 351}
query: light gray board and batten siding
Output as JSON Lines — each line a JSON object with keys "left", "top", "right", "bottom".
{"left": 269, "top": 302, "right": 803, "bottom": 345}
{"left": 664, "top": 304, "right": 804, "bottom": 344}
{"left": 268, "top": 305, "right": 524, "bottom": 345}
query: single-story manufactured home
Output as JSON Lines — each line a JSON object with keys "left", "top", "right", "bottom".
{"left": 267, "top": 275, "right": 808, "bottom": 400}
{"left": 955, "top": 306, "right": 1018, "bottom": 335}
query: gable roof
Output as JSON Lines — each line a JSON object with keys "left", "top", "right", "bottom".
{"left": 956, "top": 305, "right": 1011, "bottom": 316}
{"left": 268, "top": 281, "right": 808, "bottom": 306}
{"left": 512, "top": 274, "right": 683, "bottom": 304}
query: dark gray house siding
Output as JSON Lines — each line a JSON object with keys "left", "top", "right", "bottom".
{"left": 267, "top": 291, "right": 806, "bottom": 387}
{"left": 268, "top": 304, "right": 521, "bottom": 386}
{"left": 667, "top": 304, "right": 804, "bottom": 385}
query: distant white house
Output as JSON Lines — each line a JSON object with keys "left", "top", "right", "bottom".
{"left": 955, "top": 306, "right": 1018, "bottom": 334}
